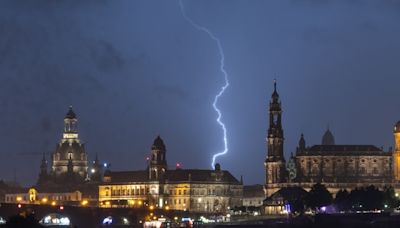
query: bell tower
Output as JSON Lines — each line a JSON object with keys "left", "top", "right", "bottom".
{"left": 265, "top": 80, "right": 287, "bottom": 189}
{"left": 149, "top": 136, "right": 167, "bottom": 180}
{"left": 393, "top": 121, "right": 400, "bottom": 181}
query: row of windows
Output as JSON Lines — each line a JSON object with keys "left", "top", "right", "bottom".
{"left": 305, "top": 166, "right": 386, "bottom": 175}
{"left": 6, "top": 195, "right": 73, "bottom": 202}
{"left": 170, "top": 198, "right": 187, "bottom": 205}
{"left": 168, "top": 188, "right": 236, "bottom": 196}
{"left": 107, "top": 188, "right": 149, "bottom": 197}
{"left": 302, "top": 159, "right": 389, "bottom": 163}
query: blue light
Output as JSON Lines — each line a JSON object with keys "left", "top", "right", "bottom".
{"left": 102, "top": 216, "right": 112, "bottom": 225}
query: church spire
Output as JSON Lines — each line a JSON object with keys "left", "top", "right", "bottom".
{"left": 267, "top": 79, "right": 284, "bottom": 158}
{"left": 298, "top": 133, "right": 306, "bottom": 152}
{"left": 265, "top": 79, "right": 286, "bottom": 186}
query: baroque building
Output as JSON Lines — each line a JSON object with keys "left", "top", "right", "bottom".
{"left": 264, "top": 81, "right": 400, "bottom": 198}
{"left": 33, "top": 107, "right": 102, "bottom": 204}
{"left": 99, "top": 136, "right": 243, "bottom": 213}
{"left": 51, "top": 106, "right": 88, "bottom": 182}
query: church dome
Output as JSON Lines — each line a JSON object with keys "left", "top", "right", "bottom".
{"left": 395, "top": 121, "right": 400, "bottom": 133}
{"left": 322, "top": 129, "right": 335, "bottom": 145}
{"left": 65, "top": 106, "right": 77, "bottom": 119}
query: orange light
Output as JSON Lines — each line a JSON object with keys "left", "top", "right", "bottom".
{"left": 81, "top": 200, "right": 88, "bottom": 206}
{"left": 16, "top": 196, "right": 22, "bottom": 202}
{"left": 41, "top": 198, "right": 48, "bottom": 203}
{"left": 51, "top": 201, "right": 56, "bottom": 206}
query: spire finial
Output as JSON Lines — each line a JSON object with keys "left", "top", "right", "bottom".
{"left": 273, "top": 79, "right": 277, "bottom": 92}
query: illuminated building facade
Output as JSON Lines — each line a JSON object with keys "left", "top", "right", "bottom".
{"left": 99, "top": 136, "right": 243, "bottom": 213}
{"left": 51, "top": 106, "right": 88, "bottom": 181}
{"left": 4, "top": 187, "right": 82, "bottom": 205}
{"left": 264, "top": 82, "right": 400, "bottom": 200}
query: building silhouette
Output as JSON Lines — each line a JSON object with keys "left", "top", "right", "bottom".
{"left": 264, "top": 81, "right": 400, "bottom": 202}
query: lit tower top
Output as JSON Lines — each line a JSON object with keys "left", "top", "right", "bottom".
{"left": 62, "top": 106, "right": 79, "bottom": 142}
{"left": 393, "top": 121, "right": 400, "bottom": 181}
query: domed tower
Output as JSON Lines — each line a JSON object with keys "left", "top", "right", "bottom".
{"left": 322, "top": 128, "right": 335, "bottom": 145}
{"left": 51, "top": 106, "right": 88, "bottom": 182}
{"left": 149, "top": 136, "right": 167, "bottom": 180}
{"left": 393, "top": 121, "right": 400, "bottom": 181}
{"left": 265, "top": 80, "right": 287, "bottom": 187}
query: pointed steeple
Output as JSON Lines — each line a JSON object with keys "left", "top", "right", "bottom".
{"left": 271, "top": 79, "right": 279, "bottom": 102}
{"left": 40, "top": 153, "right": 47, "bottom": 173}
{"left": 37, "top": 153, "right": 49, "bottom": 185}
{"left": 322, "top": 127, "right": 335, "bottom": 145}
{"left": 298, "top": 133, "right": 306, "bottom": 151}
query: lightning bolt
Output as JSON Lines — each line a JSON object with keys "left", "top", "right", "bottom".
{"left": 179, "top": 0, "right": 229, "bottom": 169}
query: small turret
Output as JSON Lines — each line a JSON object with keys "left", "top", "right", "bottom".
{"left": 298, "top": 133, "right": 306, "bottom": 152}
{"left": 322, "top": 128, "right": 335, "bottom": 145}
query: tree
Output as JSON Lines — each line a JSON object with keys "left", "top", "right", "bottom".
{"left": 305, "top": 183, "right": 333, "bottom": 210}
{"left": 382, "top": 186, "right": 399, "bottom": 208}
{"left": 334, "top": 189, "right": 350, "bottom": 211}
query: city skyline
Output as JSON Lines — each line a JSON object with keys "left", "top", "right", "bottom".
{"left": 0, "top": 1, "right": 400, "bottom": 186}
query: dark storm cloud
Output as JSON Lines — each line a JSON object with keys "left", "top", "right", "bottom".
{"left": 88, "top": 40, "right": 125, "bottom": 72}
{"left": 0, "top": 0, "right": 399, "bottom": 185}
{"left": 153, "top": 84, "right": 191, "bottom": 102}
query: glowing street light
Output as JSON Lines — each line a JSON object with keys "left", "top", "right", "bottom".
{"left": 81, "top": 200, "right": 89, "bottom": 206}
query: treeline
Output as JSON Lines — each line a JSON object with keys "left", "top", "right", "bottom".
{"left": 290, "top": 183, "right": 399, "bottom": 213}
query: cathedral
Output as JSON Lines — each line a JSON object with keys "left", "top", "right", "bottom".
{"left": 264, "top": 81, "right": 400, "bottom": 197}
{"left": 37, "top": 107, "right": 102, "bottom": 191}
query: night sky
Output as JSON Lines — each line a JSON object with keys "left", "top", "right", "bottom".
{"left": 1, "top": 0, "right": 400, "bottom": 186}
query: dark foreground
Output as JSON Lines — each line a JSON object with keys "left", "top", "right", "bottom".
{"left": 216, "top": 213, "right": 400, "bottom": 228}
{"left": 1, "top": 203, "right": 400, "bottom": 228}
